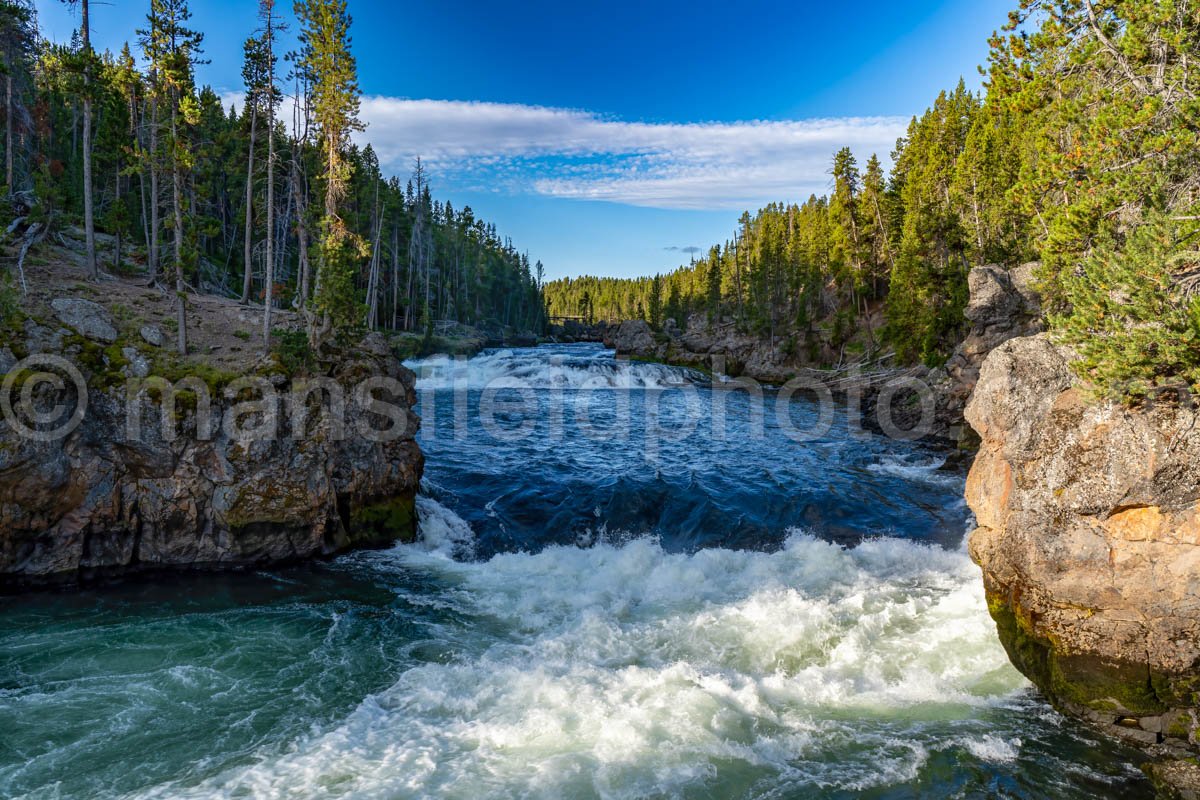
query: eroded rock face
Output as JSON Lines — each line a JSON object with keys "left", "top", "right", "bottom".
{"left": 0, "top": 338, "right": 424, "bottom": 588}
{"left": 966, "top": 333, "right": 1200, "bottom": 758}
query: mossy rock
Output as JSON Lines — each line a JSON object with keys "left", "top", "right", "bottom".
{"left": 350, "top": 492, "right": 417, "bottom": 544}
{"left": 987, "top": 590, "right": 1168, "bottom": 717}
{"left": 61, "top": 334, "right": 130, "bottom": 390}
{"left": 1144, "top": 759, "right": 1200, "bottom": 800}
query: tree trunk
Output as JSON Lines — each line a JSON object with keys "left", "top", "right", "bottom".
{"left": 171, "top": 105, "right": 187, "bottom": 356}
{"left": 295, "top": 163, "right": 309, "bottom": 307}
{"left": 148, "top": 95, "right": 160, "bottom": 284}
{"left": 81, "top": 0, "right": 97, "bottom": 279}
{"left": 241, "top": 105, "right": 258, "bottom": 303}
{"left": 366, "top": 176, "right": 381, "bottom": 329}
{"left": 391, "top": 220, "right": 400, "bottom": 329}
{"left": 5, "top": 74, "right": 12, "bottom": 192}
{"left": 113, "top": 167, "right": 121, "bottom": 269}
{"left": 263, "top": 108, "right": 275, "bottom": 347}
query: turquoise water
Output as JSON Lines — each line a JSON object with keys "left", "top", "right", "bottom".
{"left": 0, "top": 346, "right": 1152, "bottom": 798}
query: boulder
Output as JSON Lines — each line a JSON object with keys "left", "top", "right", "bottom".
{"left": 140, "top": 325, "right": 165, "bottom": 348}
{"left": 50, "top": 298, "right": 118, "bottom": 344}
{"left": 604, "top": 319, "right": 656, "bottom": 353}
{"left": 122, "top": 347, "right": 151, "bottom": 378}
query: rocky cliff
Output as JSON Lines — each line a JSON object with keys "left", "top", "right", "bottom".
{"left": 966, "top": 333, "right": 1200, "bottom": 789}
{"left": 0, "top": 256, "right": 424, "bottom": 589}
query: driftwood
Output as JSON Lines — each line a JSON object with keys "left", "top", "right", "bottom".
{"left": 14, "top": 221, "right": 45, "bottom": 294}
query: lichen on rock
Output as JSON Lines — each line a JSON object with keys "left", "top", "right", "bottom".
{"left": 966, "top": 332, "right": 1200, "bottom": 774}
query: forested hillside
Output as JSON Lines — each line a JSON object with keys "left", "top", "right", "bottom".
{"left": 547, "top": 1, "right": 1200, "bottom": 397}
{"left": 0, "top": 0, "right": 546, "bottom": 355}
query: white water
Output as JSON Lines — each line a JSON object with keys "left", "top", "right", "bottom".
{"left": 407, "top": 348, "right": 698, "bottom": 391}
{"left": 137, "top": 500, "right": 1029, "bottom": 800}
{"left": 866, "top": 455, "right": 964, "bottom": 490}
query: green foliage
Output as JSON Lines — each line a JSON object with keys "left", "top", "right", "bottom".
{"left": 1052, "top": 214, "right": 1200, "bottom": 400}
{"left": 271, "top": 328, "right": 313, "bottom": 374}
{"left": 0, "top": 271, "right": 22, "bottom": 335}
{"left": 313, "top": 224, "right": 366, "bottom": 334}
{"left": 989, "top": 0, "right": 1200, "bottom": 307}
{"left": 647, "top": 274, "right": 663, "bottom": 330}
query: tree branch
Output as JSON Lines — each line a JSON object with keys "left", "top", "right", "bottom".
{"left": 1083, "top": 0, "right": 1150, "bottom": 96}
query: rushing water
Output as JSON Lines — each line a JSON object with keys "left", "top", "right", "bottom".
{"left": 0, "top": 344, "right": 1152, "bottom": 799}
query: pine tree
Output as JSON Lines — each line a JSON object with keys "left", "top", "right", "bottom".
{"left": 239, "top": 33, "right": 267, "bottom": 304}
{"left": 259, "top": 0, "right": 285, "bottom": 349}
{"left": 648, "top": 274, "right": 663, "bottom": 330}
{"left": 295, "top": 0, "right": 366, "bottom": 347}
{"left": 706, "top": 244, "right": 722, "bottom": 322}
{"left": 1053, "top": 213, "right": 1200, "bottom": 399}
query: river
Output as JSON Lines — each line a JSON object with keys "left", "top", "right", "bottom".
{"left": 0, "top": 344, "right": 1151, "bottom": 798}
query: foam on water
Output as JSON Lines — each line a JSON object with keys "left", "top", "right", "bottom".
{"left": 866, "top": 455, "right": 964, "bottom": 489}
{"left": 406, "top": 347, "right": 700, "bottom": 391}
{"left": 134, "top": 500, "right": 1033, "bottom": 800}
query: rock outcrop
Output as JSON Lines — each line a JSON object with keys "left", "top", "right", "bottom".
{"left": 941, "top": 263, "right": 1043, "bottom": 426}
{"left": 966, "top": 333, "right": 1200, "bottom": 773}
{"left": 1, "top": 292, "right": 424, "bottom": 589}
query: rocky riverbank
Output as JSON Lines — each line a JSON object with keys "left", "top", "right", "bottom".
{"left": 966, "top": 333, "right": 1200, "bottom": 794}
{"left": 603, "top": 263, "right": 1042, "bottom": 445}
{"left": 0, "top": 252, "right": 424, "bottom": 589}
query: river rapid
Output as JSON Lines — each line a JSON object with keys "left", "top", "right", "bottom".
{"left": 0, "top": 344, "right": 1151, "bottom": 798}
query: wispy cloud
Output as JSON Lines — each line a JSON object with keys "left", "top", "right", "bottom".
{"left": 225, "top": 93, "right": 908, "bottom": 211}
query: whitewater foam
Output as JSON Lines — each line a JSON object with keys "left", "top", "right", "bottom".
{"left": 406, "top": 347, "right": 701, "bottom": 391}
{"left": 134, "top": 499, "right": 1030, "bottom": 800}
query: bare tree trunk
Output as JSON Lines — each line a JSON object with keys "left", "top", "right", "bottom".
{"left": 391, "top": 219, "right": 399, "bottom": 329}
{"left": 148, "top": 95, "right": 161, "bottom": 284}
{"left": 113, "top": 167, "right": 122, "bottom": 269}
{"left": 365, "top": 175, "right": 381, "bottom": 329}
{"left": 262, "top": 0, "right": 278, "bottom": 348}
{"left": 241, "top": 105, "right": 258, "bottom": 303}
{"left": 263, "top": 99, "right": 275, "bottom": 346}
{"left": 171, "top": 105, "right": 187, "bottom": 356}
{"left": 5, "top": 74, "right": 12, "bottom": 192}
{"left": 295, "top": 169, "right": 310, "bottom": 307}
{"left": 80, "top": 0, "right": 97, "bottom": 279}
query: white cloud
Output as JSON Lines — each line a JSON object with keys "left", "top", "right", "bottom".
{"left": 224, "top": 93, "right": 908, "bottom": 211}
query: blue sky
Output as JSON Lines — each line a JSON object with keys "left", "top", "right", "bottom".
{"left": 36, "top": 0, "right": 1013, "bottom": 280}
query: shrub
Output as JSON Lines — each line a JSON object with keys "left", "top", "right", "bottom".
{"left": 272, "top": 329, "right": 313, "bottom": 375}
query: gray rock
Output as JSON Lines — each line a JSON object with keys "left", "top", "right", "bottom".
{"left": 23, "top": 320, "right": 65, "bottom": 354}
{"left": 963, "top": 264, "right": 1022, "bottom": 325}
{"left": 604, "top": 319, "right": 656, "bottom": 353}
{"left": 0, "top": 347, "right": 14, "bottom": 374}
{"left": 50, "top": 298, "right": 118, "bottom": 343}
{"left": 139, "top": 325, "right": 165, "bottom": 348}
{"left": 122, "top": 347, "right": 151, "bottom": 378}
